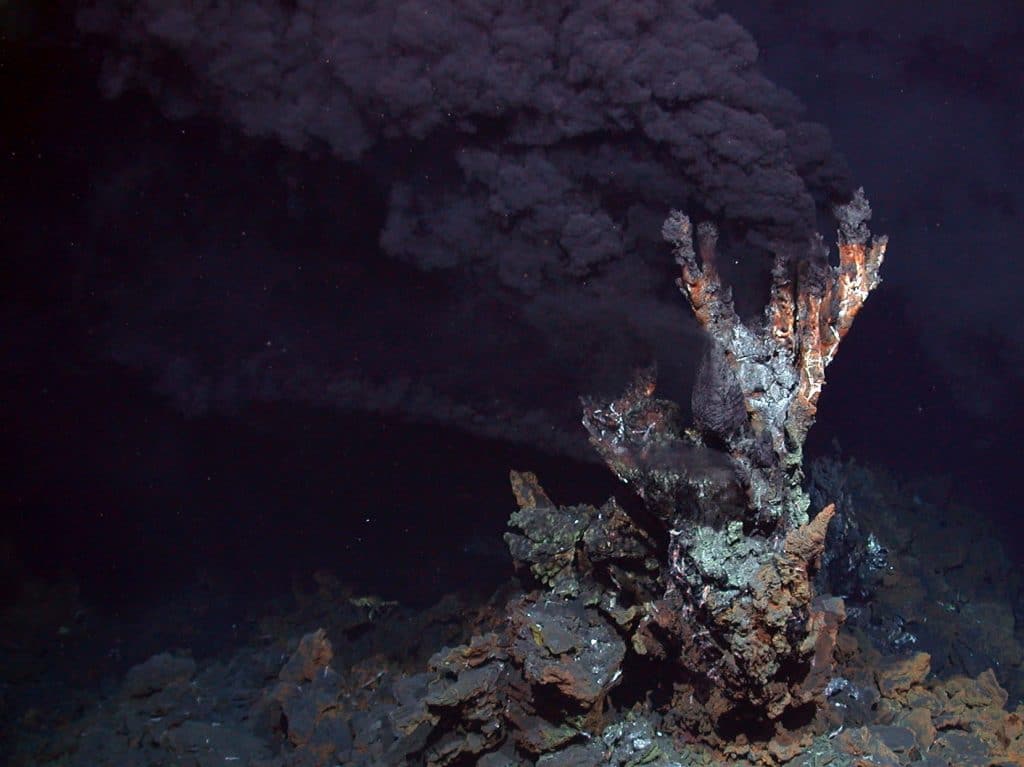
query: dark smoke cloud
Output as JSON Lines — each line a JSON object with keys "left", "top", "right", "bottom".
{"left": 75, "top": 0, "right": 852, "bottom": 456}
{"left": 719, "top": 0, "right": 1024, "bottom": 425}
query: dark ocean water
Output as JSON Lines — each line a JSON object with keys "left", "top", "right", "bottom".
{"left": 3, "top": 2, "right": 1023, "bottom": 765}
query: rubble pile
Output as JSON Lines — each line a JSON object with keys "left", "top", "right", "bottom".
{"left": 10, "top": 462, "right": 1024, "bottom": 767}
{"left": 809, "top": 457, "right": 1024, "bottom": 696}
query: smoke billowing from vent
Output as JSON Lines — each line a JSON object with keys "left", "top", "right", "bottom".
{"left": 75, "top": 0, "right": 851, "bottom": 456}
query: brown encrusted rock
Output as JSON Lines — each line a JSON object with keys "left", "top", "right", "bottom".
{"left": 800, "top": 596, "right": 847, "bottom": 699}
{"left": 999, "top": 712, "right": 1024, "bottom": 750}
{"left": 836, "top": 725, "right": 900, "bottom": 766}
{"left": 508, "top": 598, "right": 624, "bottom": 712}
{"left": 412, "top": 634, "right": 510, "bottom": 766}
{"left": 875, "top": 652, "right": 931, "bottom": 699}
{"left": 122, "top": 652, "right": 196, "bottom": 698}
{"left": 952, "top": 667, "right": 1010, "bottom": 709}
{"left": 510, "top": 470, "right": 554, "bottom": 511}
{"left": 930, "top": 731, "right": 990, "bottom": 766}
{"left": 505, "top": 472, "right": 659, "bottom": 605}
{"left": 425, "top": 634, "right": 507, "bottom": 710}
{"left": 280, "top": 628, "right": 333, "bottom": 683}
{"left": 504, "top": 498, "right": 593, "bottom": 597}
{"left": 866, "top": 724, "right": 918, "bottom": 755}
{"left": 274, "top": 670, "right": 343, "bottom": 749}
{"left": 927, "top": 669, "right": 1021, "bottom": 760}
{"left": 421, "top": 667, "right": 505, "bottom": 766}
{"left": 265, "top": 628, "right": 346, "bottom": 756}
{"left": 897, "top": 707, "right": 936, "bottom": 750}
{"left": 764, "top": 729, "right": 813, "bottom": 764}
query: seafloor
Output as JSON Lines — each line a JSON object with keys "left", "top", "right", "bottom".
{"left": 2, "top": 458, "right": 1024, "bottom": 761}
{"left": 2, "top": 458, "right": 1022, "bottom": 767}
